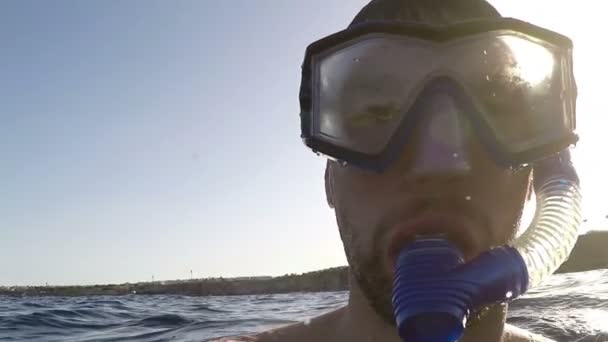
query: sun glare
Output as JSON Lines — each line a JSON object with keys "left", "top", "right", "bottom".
{"left": 500, "top": 35, "right": 555, "bottom": 87}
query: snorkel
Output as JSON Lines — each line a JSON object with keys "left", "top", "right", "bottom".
{"left": 392, "top": 150, "right": 582, "bottom": 342}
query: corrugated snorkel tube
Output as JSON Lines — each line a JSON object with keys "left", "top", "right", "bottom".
{"left": 392, "top": 149, "right": 583, "bottom": 342}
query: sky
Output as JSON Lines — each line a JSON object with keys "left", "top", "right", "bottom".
{"left": 1, "top": 0, "right": 606, "bottom": 286}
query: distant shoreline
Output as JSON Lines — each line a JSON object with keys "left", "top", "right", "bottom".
{"left": 0, "top": 267, "right": 350, "bottom": 297}
{"left": 2, "top": 231, "right": 606, "bottom": 297}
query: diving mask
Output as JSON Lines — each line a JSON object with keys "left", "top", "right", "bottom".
{"left": 299, "top": 18, "right": 577, "bottom": 172}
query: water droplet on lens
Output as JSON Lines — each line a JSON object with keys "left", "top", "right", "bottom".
{"left": 483, "top": 50, "right": 488, "bottom": 55}
{"left": 486, "top": 75, "right": 491, "bottom": 81}
{"left": 465, "top": 196, "right": 471, "bottom": 201}
{"left": 506, "top": 291, "right": 513, "bottom": 299}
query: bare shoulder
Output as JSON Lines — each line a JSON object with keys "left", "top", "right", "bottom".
{"left": 209, "top": 337, "right": 259, "bottom": 342}
{"left": 503, "top": 324, "right": 556, "bottom": 342}
{"left": 209, "top": 308, "right": 345, "bottom": 342}
{"left": 211, "top": 313, "right": 551, "bottom": 342}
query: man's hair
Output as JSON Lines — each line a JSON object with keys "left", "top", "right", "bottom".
{"left": 349, "top": 0, "right": 502, "bottom": 27}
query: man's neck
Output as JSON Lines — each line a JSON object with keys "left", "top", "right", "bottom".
{"left": 336, "top": 278, "right": 508, "bottom": 342}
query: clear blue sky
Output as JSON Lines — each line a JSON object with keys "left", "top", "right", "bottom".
{"left": 1, "top": 1, "right": 606, "bottom": 286}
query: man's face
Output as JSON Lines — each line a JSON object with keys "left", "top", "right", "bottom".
{"left": 325, "top": 125, "right": 533, "bottom": 323}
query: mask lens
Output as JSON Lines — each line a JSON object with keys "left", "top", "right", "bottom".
{"left": 453, "top": 34, "right": 572, "bottom": 153}
{"left": 307, "top": 28, "right": 574, "bottom": 165}
{"left": 313, "top": 35, "right": 433, "bottom": 154}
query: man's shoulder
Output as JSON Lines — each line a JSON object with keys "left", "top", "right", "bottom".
{"left": 209, "top": 308, "right": 345, "bottom": 342}
{"left": 504, "top": 324, "right": 556, "bottom": 342}
{"left": 209, "top": 337, "right": 258, "bottom": 342}
{"left": 207, "top": 323, "right": 305, "bottom": 342}
{"left": 207, "top": 336, "right": 260, "bottom": 342}
{"left": 209, "top": 315, "right": 555, "bottom": 342}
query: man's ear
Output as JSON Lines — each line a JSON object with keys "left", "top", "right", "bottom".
{"left": 325, "top": 161, "right": 336, "bottom": 209}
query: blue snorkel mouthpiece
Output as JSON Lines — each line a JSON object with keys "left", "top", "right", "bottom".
{"left": 392, "top": 238, "right": 528, "bottom": 342}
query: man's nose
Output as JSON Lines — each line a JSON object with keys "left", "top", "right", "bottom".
{"left": 408, "top": 92, "right": 472, "bottom": 176}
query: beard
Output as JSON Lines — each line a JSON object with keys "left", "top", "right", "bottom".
{"left": 337, "top": 209, "right": 396, "bottom": 325}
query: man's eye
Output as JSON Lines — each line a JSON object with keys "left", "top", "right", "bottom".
{"left": 482, "top": 74, "right": 530, "bottom": 116}
{"left": 349, "top": 105, "right": 397, "bottom": 127}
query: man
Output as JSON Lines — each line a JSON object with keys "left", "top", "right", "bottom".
{"left": 217, "top": 0, "right": 578, "bottom": 341}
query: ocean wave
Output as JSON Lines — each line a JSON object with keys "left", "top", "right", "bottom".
{"left": 135, "top": 314, "right": 193, "bottom": 328}
{"left": 19, "top": 302, "right": 48, "bottom": 309}
{"left": 0, "top": 311, "right": 118, "bottom": 331}
{"left": 187, "top": 304, "right": 227, "bottom": 313}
